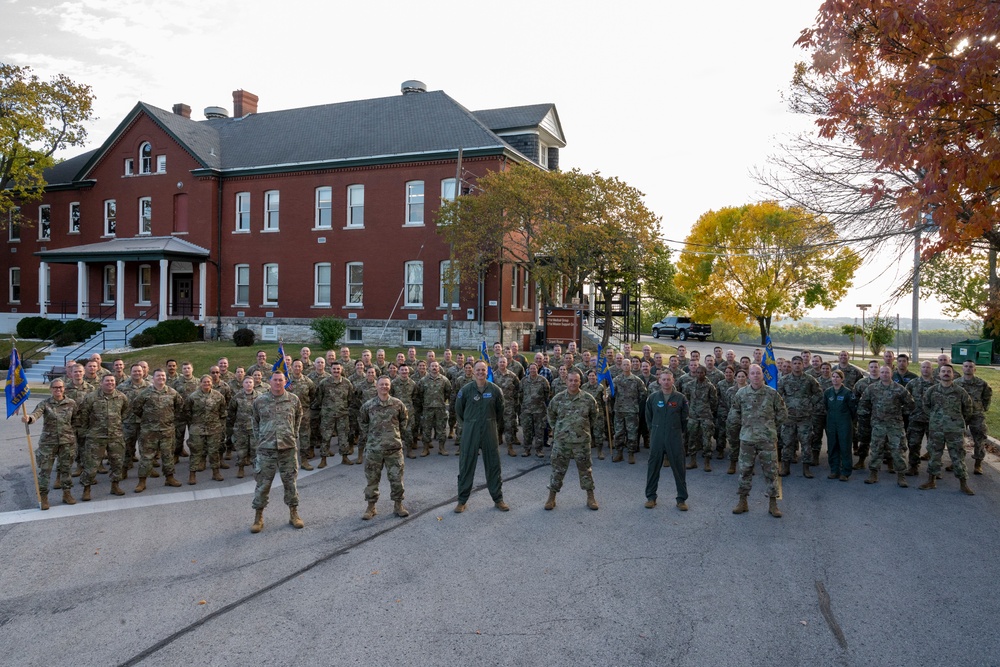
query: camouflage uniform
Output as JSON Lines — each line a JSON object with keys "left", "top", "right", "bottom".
{"left": 390, "top": 375, "right": 419, "bottom": 453}
{"left": 359, "top": 394, "right": 408, "bottom": 502}
{"left": 228, "top": 389, "right": 258, "bottom": 465}
{"left": 417, "top": 373, "right": 451, "bottom": 450}
{"left": 723, "top": 384, "right": 743, "bottom": 463}
{"left": 251, "top": 390, "right": 303, "bottom": 510}
{"left": 493, "top": 369, "right": 521, "bottom": 448}
{"left": 777, "top": 372, "right": 822, "bottom": 465}
{"left": 287, "top": 374, "right": 315, "bottom": 456}
{"left": 905, "top": 376, "right": 936, "bottom": 468}
{"left": 729, "top": 384, "right": 787, "bottom": 498}
{"left": 836, "top": 363, "right": 865, "bottom": 390}
{"left": 612, "top": 373, "right": 648, "bottom": 453}
{"left": 683, "top": 378, "right": 718, "bottom": 459}
{"left": 954, "top": 375, "right": 993, "bottom": 464}
{"left": 64, "top": 379, "right": 94, "bottom": 470}
{"left": 182, "top": 388, "right": 228, "bottom": 473}
{"left": 306, "top": 368, "right": 329, "bottom": 453}
{"left": 117, "top": 377, "right": 148, "bottom": 469}
{"left": 546, "top": 389, "right": 599, "bottom": 492}
{"left": 810, "top": 375, "right": 834, "bottom": 456}
{"left": 581, "top": 380, "right": 607, "bottom": 451}
{"left": 923, "top": 384, "right": 974, "bottom": 481}
{"left": 860, "top": 381, "right": 915, "bottom": 475}
{"left": 170, "top": 375, "right": 200, "bottom": 456}
{"left": 26, "top": 396, "right": 78, "bottom": 492}
{"left": 450, "top": 370, "right": 473, "bottom": 440}
{"left": 852, "top": 375, "right": 877, "bottom": 463}
{"left": 313, "top": 376, "right": 353, "bottom": 457}
{"left": 77, "top": 388, "right": 130, "bottom": 486}
{"left": 131, "top": 384, "right": 185, "bottom": 478}
{"left": 715, "top": 378, "right": 735, "bottom": 457}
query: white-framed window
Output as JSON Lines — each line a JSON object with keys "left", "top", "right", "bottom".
{"left": 140, "top": 142, "right": 152, "bottom": 174}
{"left": 103, "top": 265, "right": 116, "bottom": 303}
{"left": 405, "top": 261, "right": 423, "bottom": 307}
{"left": 315, "top": 187, "right": 332, "bottom": 229}
{"left": 406, "top": 329, "right": 422, "bottom": 343}
{"left": 8, "top": 207, "right": 20, "bottom": 242}
{"left": 8, "top": 267, "right": 20, "bottom": 303}
{"left": 348, "top": 328, "right": 363, "bottom": 342}
{"left": 264, "top": 190, "right": 279, "bottom": 231}
{"left": 235, "top": 192, "right": 250, "bottom": 232}
{"left": 139, "top": 197, "right": 152, "bottom": 235}
{"left": 511, "top": 266, "right": 519, "bottom": 309}
{"left": 440, "top": 260, "right": 459, "bottom": 308}
{"left": 235, "top": 264, "right": 250, "bottom": 306}
{"left": 347, "top": 184, "right": 364, "bottom": 227}
{"left": 104, "top": 200, "right": 117, "bottom": 236}
{"left": 263, "top": 263, "right": 278, "bottom": 305}
{"left": 539, "top": 142, "right": 548, "bottom": 168}
{"left": 138, "top": 264, "right": 152, "bottom": 304}
{"left": 441, "top": 178, "right": 457, "bottom": 202}
{"left": 124, "top": 158, "right": 134, "bottom": 176}
{"left": 346, "top": 262, "right": 363, "bottom": 307}
{"left": 156, "top": 155, "right": 166, "bottom": 173}
{"left": 405, "top": 180, "right": 424, "bottom": 225}
{"left": 314, "top": 263, "right": 331, "bottom": 306}
{"left": 38, "top": 205, "right": 50, "bottom": 240}
{"left": 522, "top": 268, "right": 530, "bottom": 309}
{"left": 69, "top": 202, "right": 80, "bottom": 233}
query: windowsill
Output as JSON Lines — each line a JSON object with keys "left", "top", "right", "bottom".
{"left": 135, "top": 302, "right": 152, "bottom": 307}
{"left": 232, "top": 304, "right": 249, "bottom": 308}
{"left": 68, "top": 231, "right": 80, "bottom": 235}
{"left": 403, "top": 223, "right": 425, "bottom": 228}
{"left": 311, "top": 304, "right": 332, "bottom": 309}
{"left": 261, "top": 228, "right": 280, "bottom": 233}
{"left": 170, "top": 231, "right": 188, "bottom": 236}
{"left": 312, "top": 226, "right": 333, "bottom": 232}
{"left": 401, "top": 305, "right": 423, "bottom": 309}
{"left": 343, "top": 305, "right": 363, "bottom": 309}
{"left": 8, "top": 301, "right": 20, "bottom": 305}
{"left": 232, "top": 230, "right": 250, "bottom": 234}
{"left": 259, "top": 304, "right": 278, "bottom": 308}
{"left": 139, "top": 232, "right": 152, "bottom": 237}
{"left": 37, "top": 237, "right": 51, "bottom": 242}
{"left": 7, "top": 239, "right": 18, "bottom": 244}
{"left": 102, "top": 234, "right": 116, "bottom": 238}
{"left": 342, "top": 225, "right": 364, "bottom": 230}
{"left": 101, "top": 301, "right": 115, "bottom": 307}
{"left": 436, "top": 305, "right": 460, "bottom": 310}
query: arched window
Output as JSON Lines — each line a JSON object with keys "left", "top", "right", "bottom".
{"left": 140, "top": 142, "right": 152, "bottom": 174}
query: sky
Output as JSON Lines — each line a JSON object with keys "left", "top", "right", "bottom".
{"left": 1, "top": 0, "right": 952, "bottom": 322}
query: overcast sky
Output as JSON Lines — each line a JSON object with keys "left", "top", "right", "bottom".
{"left": 2, "top": 0, "right": 951, "bottom": 322}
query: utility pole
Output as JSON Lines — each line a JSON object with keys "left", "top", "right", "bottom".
{"left": 912, "top": 222, "right": 921, "bottom": 360}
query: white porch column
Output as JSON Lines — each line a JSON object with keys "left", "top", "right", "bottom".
{"left": 38, "top": 261, "right": 47, "bottom": 316}
{"left": 115, "top": 260, "right": 125, "bottom": 320}
{"left": 198, "top": 262, "right": 207, "bottom": 322}
{"left": 159, "top": 259, "right": 168, "bottom": 320}
{"left": 77, "top": 262, "right": 88, "bottom": 319}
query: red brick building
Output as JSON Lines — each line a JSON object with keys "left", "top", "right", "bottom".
{"left": 2, "top": 82, "right": 566, "bottom": 347}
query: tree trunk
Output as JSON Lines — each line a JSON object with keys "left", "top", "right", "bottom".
{"left": 756, "top": 315, "right": 771, "bottom": 345}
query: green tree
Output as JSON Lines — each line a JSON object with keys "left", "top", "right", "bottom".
{"left": 676, "top": 201, "right": 861, "bottom": 344}
{"left": 917, "top": 250, "right": 988, "bottom": 322}
{"left": 0, "top": 64, "right": 95, "bottom": 221}
{"left": 864, "top": 314, "right": 895, "bottom": 356}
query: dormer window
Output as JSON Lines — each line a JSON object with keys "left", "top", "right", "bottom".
{"left": 140, "top": 142, "right": 152, "bottom": 174}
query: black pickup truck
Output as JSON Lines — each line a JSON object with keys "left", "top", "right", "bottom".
{"left": 651, "top": 316, "right": 712, "bottom": 341}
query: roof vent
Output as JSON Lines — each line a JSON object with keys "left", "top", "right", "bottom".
{"left": 204, "top": 106, "right": 229, "bottom": 119}
{"left": 401, "top": 80, "right": 427, "bottom": 95}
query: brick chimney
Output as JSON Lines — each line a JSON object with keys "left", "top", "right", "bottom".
{"left": 172, "top": 103, "right": 191, "bottom": 118}
{"left": 233, "top": 90, "right": 259, "bottom": 117}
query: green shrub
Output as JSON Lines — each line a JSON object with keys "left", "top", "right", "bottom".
{"left": 146, "top": 319, "right": 198, "bottom": 345}
{"left": 34, "top": 319, "right": 62, "bottom": 340}
{"left": 16, "top": 316, "right": 45, "bottom": 338}
{"left": 233, "top": 328, "right": 255, "bottom": 347}
{"left": 310, "top": 317, "right": 346, "bottom": 349}
{"left": 52, "top": 331, "right": 76, "bottom": 347}
{"left": 62, "top": 319, "right": 102, "bottom": 342}
{"left": 130, "top": 332, "right": 156, "bottom": 348}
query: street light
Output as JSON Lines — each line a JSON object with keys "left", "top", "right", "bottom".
{"left": 857, "top": 303, "right": 871, "bottom": 359}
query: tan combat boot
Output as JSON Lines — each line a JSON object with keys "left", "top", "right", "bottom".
{"left": 586, "top": 490, "right": 599, "bottom": 510}
{"left": 189, "top": 471, "right": 197, "bottom": 485}
{"left": 522, "top": 447, "right": 532, "bottom": 457}
{"left": 62, "top": 488, "right": 77, "bottom": 505}
{"left": 663, "top": 457, "right": 670, "bottom": 468}
{"left": 317, "top": 455, "right": 328, "bottom": 468}
{"left": 495, "top": 500, "right": 510, "bottom": 511}
{"left": 134, "top": 478, "right": 147, "bottom": 493}
{"left": 686, "top": 454, "right": 698, "bottom": 469}
{"left": 628, "top": 451, "right": 636, "bottom": 465}
{"left": 237, "top": 465, "right": 245, "bottom": 479}
{"left": 165, "top": 474, "right": 182, "bottom": 487}
{"left": 299, "top": 456, "right": 314, "bottom": 471}
{"left": 974, "top": 461, "right": 983, "bottom": 475}
{"left": 768, "top": 497, "right": 783, "bottom": 518}
{"left": 918, "top": 473, "right": 937, "bottom": 490}
{"left": 289, "top": 507, "right": 304, "bottom": 528}
{"left": 676, "top": 500, "right": 689, "bottom": 511}
{"left": 897, "top": 472, "right": 908, "bottom": 488}
{"left": 544, "top": 490, "right": 557, "bottom": 510}
{"left": 437, "top": 443, "right": 448, "bottom": 456}
{"left": 149, "top": 468, "right": 161, "bottom": 478}
{"left": 703, "top": 457, "right": 712, "bottom": 473}
{"left": 453, "top": 503, "right": 466, "bottom": 513}
{"left": 407, "top": 448, "right": 416, "bottom": 459}
{"left": 212, "top": 468, "right": 224, "bottom": 482}
{"left": 960, "top": 479, "right": 975, "bottom": 496}
{"left": 355, "top": 448, "right": 364, "bottom": 465}
{"left": 507, "top": 445, "right": 516, "bottom": 457}
{"left": 732, "top": 495, "right": 748, "bottom": 514}
{"left": 864, "top": 470, "right": 879, "bottom": 485}
{"left": 727, "top": 460, "right": 737, "bottom": 475}
{"left": 250, "top": 509, "right": 264, "bottom": 533}
{"left": 82, "top": 486, "right": 91, "bottom": 502}
{"left": 597, "top": 445, "right": 605, "bottom": 461}
{"left": 421, "top": 443, "right": 431, "bottom": 457}
{"left": 394, "top": 501, "right": 409, "bottom": 517}
{"left": 853, "top": 456, "right": 866, "bottom": 470}
{"left": 779, "top": 461, "right": 790, "bottom": 477}
{"left": 905, "top": 464, "right": 919, "bottom": 476}
{"left": 612, "top": 449, "right": 624, "bottom": 463}
{"left": 39, "top": 492, "right": 49, "bottom": 510}
{"left": 644, "top": 498, "right": 656, "bottom": 509}
{"left": 802, "top": 463, "right": 813, "bottom": 479}
{"left": 362, "top": 501, "right": 377, "bottom": 520}
{"left": 111, "top": 481, "right": 124, "bottom": 496}
{"left": 340, "top": 455, "right": 352, "bottom": 466}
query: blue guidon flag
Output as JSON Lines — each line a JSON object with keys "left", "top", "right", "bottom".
{"left": 479, "top": 341, "right": 494, "bottom": 382}
{"left": 6, "top": 345, "right": 30, "bottom": 418}
{"left": 596, "top": 344, "right": 615, "bottom": 396}
{"left": 762, "top": 335, "right": 779, "bottom": 390}
{"left": 271, "top": 341, "right": 292, "bottom": 389}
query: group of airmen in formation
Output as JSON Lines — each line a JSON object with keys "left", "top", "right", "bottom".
{"left": 23, "top": 339, "right": 991, "bottom": 529}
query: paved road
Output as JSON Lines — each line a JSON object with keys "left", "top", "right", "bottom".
{"left": 1, "top": 414, "right": 999, "bottom": 666}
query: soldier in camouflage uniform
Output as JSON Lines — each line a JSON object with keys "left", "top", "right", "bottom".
{"left": 612, "top": 362, "right": 647, "bottom": 464}
{"left": 582, "top": 370, "right": 608, "bottom": 459}
{"left": 904, "top": 361, "right": 936, "bottom": 475}
{"left": 286, "top": 361, "right": 316, "bottom": 471}
{"left": 131, "top": 369, "right": 185, "bottom": 492}
{"left": 550, "top": 365, "right": 569, "bottom": 397}
{"left": 417, "top": 361, "right": 451, "bottom": 456}
{"left": 493, "top": 357, "right": 521, "bottom": 455}
{"left": 544, "top": 369, "right": 600, "bottom": 511}
{"left": 228, "top": 377, "right": 258, "bottom": 478}
{"left": 390, "top": 364, "right": 419, "bottom": 458}
{"left": 919, "top": 365, "right": 976, "bottom": 495}
{"left": 359, "top": 376, "right": 410, "bottom": 520}
{"left": 23, "top": 380, "right": 79, "bottom": 508}
{"left": 170, "top": 362, "right": 199, "bottom": 460}
{"left": 64, "top": 363, "right": 94, "bottom": 478}
{"left": 182, "top": 375, "right": 228, "bottom": 484}
{"left": 955, "top": 360, "right": 993, "bottom": 475}
{"left": 77, "top": 375, "right": 130, "bottom": 499}
{"left": 683, "top": 365, "right": 718, "bottom": 472}
{"left": 118, "top": 363, "right": 149, "bottom": 478}
{"left": 729, "top": 365, "right": 788, "bottom": 518}
{"left": 859, "top": 365, "right": 915, "bottom": 487}
{"left": 835, "top": 350, "right": 865, "bottom": 389}
{"left": 245, "top": 350, "right": 270, "bottom": 379}
{"left": 851, "top": 361, "right": 881, "bottom": 470}
{"left": 778, "top": 356, "right": 823, "bottom": 478}
{"left": 519, "top": 362, "right": 550, "bottom": 458}
{"left": 714, "top": 366, "right": 736, "bottom": 461}
{"left": 313, "top": 362, "right": 355, "bottom": 467}
{"left": 249, "top": 372, "right": 305, "bottom": 532}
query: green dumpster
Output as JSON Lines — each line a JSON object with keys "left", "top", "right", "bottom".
{"left": 950, "top": 339, "right": 993, "bottom": 366}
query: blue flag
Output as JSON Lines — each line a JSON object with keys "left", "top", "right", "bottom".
{"left": 762, "top": 335, "right": 779, "bottom": 389}
{"left": 479, "top": 341, "right": 494, "bottom": 382}
{"left": 271, "top": 342, "right": 291, "bottom": 388}
{"left": 6, "top": 345, "right": 30, "bottom": 418}
{"left": 596, "top": 344, "right": 615, "bottom": 396}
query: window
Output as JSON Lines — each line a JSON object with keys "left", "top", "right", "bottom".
{"left": 440, "top": 260, "right": 459, "bottom": 308}
{"left": 511, "top": 266, "right": 518, "bottom": 309}
{"left": 8, "top": 207, "right": 20, "bottom": 241}
{"left": 235, "top": 264, "right": 250, "bottom": 306}
{"left": 156, "top": 155, "right": 166, "bottom": 173}
{"left": 103, "top": 265, "right": 116, "bottom": 303}
{"left": 9, "top": 268, "right": 20, "bottom": 303}
{"left": 346, "top": 262, "right": 363, "bottom": 307}
{"left": 104, "top": 200, "right": 116, "bottom": 236}
{"left": 406, "top": 329, "right": 422, "bottom": 343}
{"left": 264, "top": 191, "right": 279, "bottom": 230}
{"left": 235, "top": 192, "right": 250, "bottom": 232}
{"left": 315, "top": 187, "right": 332, "bottom": 229}
{"left": 441, "top": 178, "right": 457, "bottom": 202}
{"left": 38, "top": 205, "right": 50, "bottom": 240}
{"left": 139, "top": 197, "right": 152, "bottom": 235}
{"left": 263, "top": 263, "right": 278, "bottom": 305}
{"left": 348, "top": 328, "right": 363, "bottom": 342}
{"left": 347, "top": 184, "right": 364, "bottom": 227}
{"left": 124, "top": 158, "right": 134, "bottom": 176}
{"left": 405, "top": 180, "right": 424, "bottom": 225}
{"left": 539, "top": 142, "right": 548, "bottom": 168}
{"left": 138, "top": 265, "right": 152, "bottom": 304}
{"left": 405, "top": 261, "right": 423, "bottom": 307}
{"left": 314, "top": 263, "right": 331, "bottom": 306}
{"left": 69, "top": 202, "right": 80, "bottom": 233}
{"left": 140, "top": 142, "right": 152, "bottom": 174}
{"left": 522, "top": 268, "right": 530, "bottom": 309}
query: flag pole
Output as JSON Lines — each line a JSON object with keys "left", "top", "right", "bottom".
{"left": 22, "top": 403, "right": 42, "bottom": 508}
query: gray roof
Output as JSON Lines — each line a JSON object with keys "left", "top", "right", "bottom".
{"left": 35, "top": 236, "right": 210, "bottom": 264}
{"left": 473, "top": 104, "right": 556, "bottom": 132}
{"left": 44, "top": 150, "right": 99, "bottom": 186}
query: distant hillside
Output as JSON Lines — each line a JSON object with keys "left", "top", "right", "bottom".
{"left": 789, "top": 317, "right": 971, "bottom": 331}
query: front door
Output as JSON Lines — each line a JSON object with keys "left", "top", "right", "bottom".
{"left": 172, "top": 274, "right": 193, "bottom": 316}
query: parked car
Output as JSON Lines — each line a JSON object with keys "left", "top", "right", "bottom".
{"left": 594, "top": 317, "right": 620, "bottom": 334}
{"left": 651, "top": 316, "right": 712, "bottom": 341}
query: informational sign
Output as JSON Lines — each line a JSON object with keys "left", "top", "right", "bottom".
{"left": 545, "top": 307, "right": 580, "bottom": 346}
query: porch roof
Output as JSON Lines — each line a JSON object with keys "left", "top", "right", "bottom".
{"left": 35, "top": 236, "right": 210, "bottom": 264}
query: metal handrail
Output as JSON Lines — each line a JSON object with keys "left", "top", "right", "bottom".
{"left": 62, "top": 304, "right": 159, "bottom": 365}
